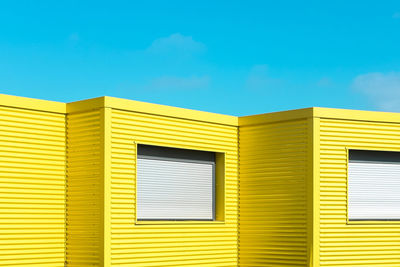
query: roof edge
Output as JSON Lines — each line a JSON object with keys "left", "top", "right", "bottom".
{"left": 66, "top": 96, "right": 105, "bottom": 114}
{"left": 0, "top": 94, "right": 66, "bottom": 114}
{"left": 3, "top": 93, "right": 400, "bottom": 126}
{"left": 103, "top": 96, "right": 238, "bottom": 126}
{"left": 313, "top": 107, "right": 400, "bottom": 124}
{"left": 239, "top": 107, "right": 314, "bottom": 126}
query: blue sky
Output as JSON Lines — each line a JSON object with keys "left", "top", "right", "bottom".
{"left": 1, "top": 1, "right": 400, "bottom": 116}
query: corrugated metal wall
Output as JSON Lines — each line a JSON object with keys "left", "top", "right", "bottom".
{"left": 109, "top": 109, "right": 239, "bottom": 266}
{"left": 8, "top": 94, "right": 400, "bottom": 267}
{"left": 239, "top": 118, "right": 310, "bottom": 266}
{"left": 318, "top": 118, "right": 400, "bottom": 266}
{"left": 0, "top": 106, "right": 66, "bottom": 266}
{"left": 66, "top": 109, "right": 103, "bottom": 266}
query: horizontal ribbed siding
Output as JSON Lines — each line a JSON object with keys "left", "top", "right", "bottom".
{"left": 0, "top": 106, "right": 66, "bottom": 266}
{"left": 239, "top": 119, "right": 309, "bottom": 267}
{"left": 319, "top": 118, "right": 400, "bottom": 266}
{"left": 110, "top": 109, "right": 238, "bottom": 266}
{"left": 66, "top": 110, "right": 102, "bottom": 266}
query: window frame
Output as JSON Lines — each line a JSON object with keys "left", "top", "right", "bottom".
{"left": 346, "top": 147, "right": 400, "bottom": 225}
{"left": 134, "top": 142, "right": 226, "bottom": 225}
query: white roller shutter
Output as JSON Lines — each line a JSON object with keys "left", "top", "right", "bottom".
{"left": 348, "top": 160, "right": 400, "bottom": 220}
{"left": 137, "top": 157, "right": 214, "bottom": 220}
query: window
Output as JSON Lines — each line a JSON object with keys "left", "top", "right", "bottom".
{"left": 136, "top": 144, "right": 216, "bottom": 221}
{"left": 348, "top": 149, "right": 400, "bottom": 221}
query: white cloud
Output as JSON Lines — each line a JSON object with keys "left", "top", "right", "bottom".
{"left": 245, "top": 64, "right": 281, "bottom": 91}
{"left": 146, "top": 33, "right": 206, "bottom": 54}
{"left": 352, "top": 72, "right": 400, "bottom": 111}
{"left": 145, "top": 75, "right": 210, "bottom": 91}
{"left": 393, "top": 12, "right": 400, "bottom": 19}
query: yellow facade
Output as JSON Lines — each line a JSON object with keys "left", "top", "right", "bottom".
{"left": 66, "top": 107, "right": 103, "bottom": 266}
{"left": 238, "top": 110, "right": 312, "bottom": 267}
{"left": 108, "top": 107, "right": 238, "bottom": 266}
{"left": 2, "top": 94, "right": 400, "bottom": 266}
{"left": 0, "top": 97, "right": 66, "bottom": 267}
{"left": 314, "top": 108, "right": 400, "bottom": 267}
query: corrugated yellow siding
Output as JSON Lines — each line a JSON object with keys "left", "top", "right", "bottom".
{"left": 0, "top": 106, "right": 66, "bottom": 266}
{"left": 14, "top": 93, "right": 400, "bottom": 267}
{"left": 319, "top": 118, "right": 400, "bottom": 266}
{"left": 109, "top": 109, "right": 239, "bottom": 266}
{"left": 239, "top": 118, "right": 310, "bottom": 266}
{"left": 66, "top": 109, "right": 103, "bottom": 266}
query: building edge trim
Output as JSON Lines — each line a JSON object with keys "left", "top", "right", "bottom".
{"left": 0, "top": 93, "right": 66, "bottom": 114}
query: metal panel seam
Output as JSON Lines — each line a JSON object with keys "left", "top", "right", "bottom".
{"left": 312, "top": 117, "right": 321, "bottom": 266}
{"left": 237, "top": 125, "right": 240, "bottom": 267}
{"left": 63, "top": 112, "right": 67, "bottom": 267}
{"left": 101, "top": 107, "right": 112, "bottom": 267}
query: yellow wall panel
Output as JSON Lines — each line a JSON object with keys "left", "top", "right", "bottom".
{"left": 318, "top": 118, "right": 400, "bottom": 266}
{"left": 0, "top": 106, "right": 66, "bottom": 267}
{"left": 109, "top": 109, "right": 239, "bottom": 266}
{"left": 66, "top": 109, "right": 103, "bottom": 266}
{"left": 7, "top": 94, "right": 400, "bottom": 267}
{"left": 239, "top": 118, "right": 310, "bottom": 267}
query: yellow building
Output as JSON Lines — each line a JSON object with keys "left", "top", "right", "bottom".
{"left": 1, "top": 94, "right": 400, "bottom": 266}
